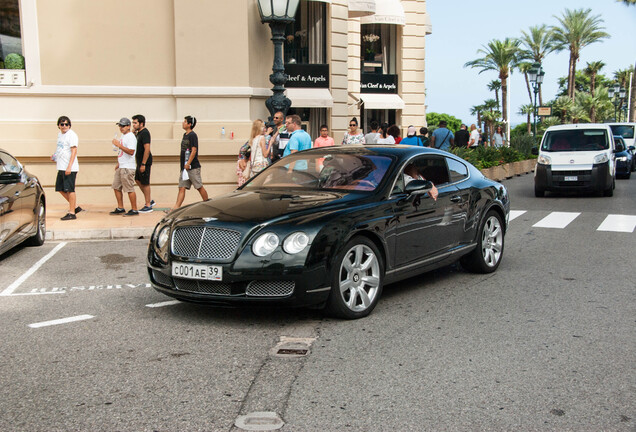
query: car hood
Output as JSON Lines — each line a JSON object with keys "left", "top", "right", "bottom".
{"left": 170, "top": 189, "right": 370, "bottom": 224}
{"left": 547, "top": 150, "right": 608, "bottom": 171}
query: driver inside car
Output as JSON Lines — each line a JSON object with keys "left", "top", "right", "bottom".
{"left": 404, "top": 164, "right": 439, "bottom": 201}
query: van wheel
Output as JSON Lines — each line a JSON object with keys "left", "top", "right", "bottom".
{"left": 534, "top": 185, "right": 544, "bottom": 197}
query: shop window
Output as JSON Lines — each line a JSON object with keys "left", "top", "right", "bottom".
{"left": 361, "top": 24, "right": 396, "bottom": 74}
{"left": 284, "top": 2, "right": 327, "bottom": 64}
{"left": 0, "top": 0, "right": 24, "bottom": 69}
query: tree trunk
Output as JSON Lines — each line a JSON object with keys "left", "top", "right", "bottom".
{"left": 527, "top": 112, "right": 531, "bottom": 134}
{"left": 567, "top": 53, "right": 577, "bottom": 99}
{"left": 501, "top": 76, "right": 508, "bottom": 123}
{"left": 630, "top": 61, "right": 636, "bottom": 122}
{"left": 524, "top": 72, "right": 532, "bottom": 104}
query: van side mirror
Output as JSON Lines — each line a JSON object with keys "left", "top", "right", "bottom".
{"left": 531, "top": 147, "right": 538, "bottom": 155}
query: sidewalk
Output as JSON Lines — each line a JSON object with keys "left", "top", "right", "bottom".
{"left": 46, "top": 204, "right": 167, "bottom": 241}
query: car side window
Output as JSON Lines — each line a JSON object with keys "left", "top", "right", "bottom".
{"left": 417, "top": 157, "right": 450, "bottom": 186}
{"left": 447, "top": 158, "right": 468, "bottom": 183}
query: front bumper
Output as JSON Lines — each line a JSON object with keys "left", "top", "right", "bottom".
{"left": 534, "top": 162, "right": 612, "bottom": 192}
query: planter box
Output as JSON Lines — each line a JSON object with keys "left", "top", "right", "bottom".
{"left": 480, "top": 158, "right": 536, "bottom": 181}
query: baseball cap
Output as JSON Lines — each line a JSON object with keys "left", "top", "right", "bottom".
{"left": 116, "top": 117, "right": 131, "bottom": 126}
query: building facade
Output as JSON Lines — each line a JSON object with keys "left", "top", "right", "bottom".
{"left": 0, "top": 0, "right": 432, "bottom": 206}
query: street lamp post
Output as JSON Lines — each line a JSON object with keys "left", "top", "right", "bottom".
{"left": 608, "top": 83, "right": 626, "bottom": 122}
{"left": 257, "top": 0, "right": 300, "bottom": 122}
{"left": 528, "top": 62, "right": 544, "bottom": 139}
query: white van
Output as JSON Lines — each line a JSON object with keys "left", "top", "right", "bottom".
{"left": 608, "top": 123, "right": 636, "bottom": 149}
{"left": 533, "top": 123, "right": 620, "bottom": 197}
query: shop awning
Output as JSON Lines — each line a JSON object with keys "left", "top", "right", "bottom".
{"left": 360, "top": 93, "right": 405, "bottom": 110}
{"left": 286, "top": 88, "right": 334, "bottom": 108}
{"left": 348, "top": 0, "right": 376, "bottom": 17}
{"left": 360, "top": 0, "right": 405, "bottom": 25}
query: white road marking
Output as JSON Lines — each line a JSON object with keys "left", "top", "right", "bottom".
{"left": 146, "top": 300, "right": 181, "bottom": 308}
{"left": 28, "top": 314, "right": 94, "bottom": 328}
{"left": 597, "top": 214, "right": 636, "bottom": 233}
{"left": 509, "top": 210, "right": 527, "bottom": 221}
{"left": 0, "top": 242, "right": 67, "bottom": 297}
{"left": 533, "top": 212, "right": 581, "bottom": 229}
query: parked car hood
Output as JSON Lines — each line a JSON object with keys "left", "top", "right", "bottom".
{"left": 170, "top": 189, "right": 371, "bottom": 224}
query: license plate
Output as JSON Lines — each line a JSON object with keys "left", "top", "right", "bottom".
{"left": 172, "top": 262, "right": 222, "bottom": 281}
{"left": 564, "top": 176, "right": 578, "bottom": 181}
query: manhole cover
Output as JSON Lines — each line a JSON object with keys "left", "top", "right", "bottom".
{"left": 234, "top": 411, "right": 284, "bottom": 431}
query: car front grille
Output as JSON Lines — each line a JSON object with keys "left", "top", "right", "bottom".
{"left": 173, "top": 278, "right": 232, "bottom": 295}
{"left": 246, "top": 280, "right": 295, "bottom": 297}
{"left": 172, "top": 226, "right": 242, "bottom": 260}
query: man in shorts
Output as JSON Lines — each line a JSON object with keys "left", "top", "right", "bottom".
{"left": 170, "top": 115, "right": 208, "bottom": 211}
{"left": 110, "top": 117, "right": 139, "bottom": 216}
{"left": 53, "top": 116, "right": 82, "bottom": 220}
{"left": 132, "top": 114, "right": 155, "bottom": 212}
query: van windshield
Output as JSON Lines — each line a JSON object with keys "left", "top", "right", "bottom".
{"left": 541, "top": 129, "right": 609, "bottom": 152}
{"left": 610, "top": 125, "right": 634, "bottom": 139}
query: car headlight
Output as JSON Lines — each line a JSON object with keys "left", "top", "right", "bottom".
{"left": 156, "top": 226, "right": 170, "bottom": 249}
{"left": 537, "top": 154, "right": 552, "bottom": 165}
{"left": 283, "top": 232, "right": 309, "bottom": 254}
{"left": 252, "top": 232, "right": 280, "bottom": 257}
{"left": 593, "top": 153, "right": 609, "bottom": 164}
{"left": 616, "top": 156, "right": 627, "bottom": 162}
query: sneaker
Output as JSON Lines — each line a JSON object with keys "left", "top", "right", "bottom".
{"left": 150, "top": 200, "right": 156, "bottom": 208}
{"left": 139, "top": 205, "right": 153, "bottom": 213}
{"left": 61, "top": 213, "right": 76, "bottom": 221}
{"left": 110, "top": 208, "right": 126, "bottom": 215}
{"left": 75, "top": 206, "right": 84, "bottom": 214}
{"left": 124, "top": 209, "right": 139, "bottom": 216}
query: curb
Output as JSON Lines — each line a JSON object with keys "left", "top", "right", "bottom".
{"left": 45, "top": 227, "right": 154, "bottom": 241}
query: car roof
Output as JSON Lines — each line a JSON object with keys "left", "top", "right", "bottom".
{"left": 544, "top": 123, "right": 612, "bottom": 132}
{"left": 301, "top": 144, "right": 450, "bottom": 159}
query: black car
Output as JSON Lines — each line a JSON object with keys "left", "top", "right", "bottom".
{"left": 148, "top": 146, "right": 510, "bottom": 319}
{"left": 0, "top": 149, "right": 46, "bottom": 256}
{"left": 613, "top": 135, "right": 635, "bottom": 178}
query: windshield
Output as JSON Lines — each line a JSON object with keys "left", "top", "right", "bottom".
{"left": 243, "top": 151, "right": 394, "bottom": 192}
{"left": 610, "top": 125, "right": 634, "bottom": 139}
{"left": 541, "top": 129, "right": 609, "bottom": 152}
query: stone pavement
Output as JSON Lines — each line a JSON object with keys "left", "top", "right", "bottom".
{"left": 46, "top": 204, "right": 168, "bottom": 241}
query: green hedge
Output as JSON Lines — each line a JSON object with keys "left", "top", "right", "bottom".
{"left": 450, "top": 134, "right": 536, "bottom": 170}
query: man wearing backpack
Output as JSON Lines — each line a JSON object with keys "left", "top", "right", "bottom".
{"left": 430, "top": 120, "right": 454, "bottom": 152}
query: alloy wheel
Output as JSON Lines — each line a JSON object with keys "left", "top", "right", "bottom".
{"left": 481, "top": 215, "right": 503, "bottom": 267}
{"left": 338, "top": 244, "right": 381, "bottom": 313}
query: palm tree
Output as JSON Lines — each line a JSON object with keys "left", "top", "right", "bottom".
{"left": 551, "top": 8, "right": 610, "bottom": 100}
{"left": 518, "top": 104, "right": 534, "bottom": 134}
{"left": 465, "top": 38, "right": 521, "bottom": 124}
{"left": 614, "top": 67, "right": 631, "bottom": 89}
{"left": 470, "top": 104, "right": 485, "bottom": 131}
{"left": 517, "top": 62, "right": 534, "bottom": 104}
{"left": 481, "top": 110, "right": 501, "bottom": 146}
{"left": 552, "top": 96, "right": 574, "bottom": 123}
{"left": 584, "top": 61, "right": 605, "bottom": 96}
{"left": 483, "top": 98, "right": 499, "bottom": 113}
{"left": 487, "top": 80, "right": 501, "bottom": 110}
{"left": 519, "top": 24, "right": 556, "bottom": 104}
{"left": 576, "top": 87, "right": 612, "bottom": 123}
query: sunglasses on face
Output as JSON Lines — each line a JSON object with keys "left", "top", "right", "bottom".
{"left": 349, "top": 124, "right": 356, "bottom": 127}
{"left": 59, "top": 123, "right": 69, "bottom": 126}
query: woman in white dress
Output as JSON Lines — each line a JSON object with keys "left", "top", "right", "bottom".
{"left": 249, "top": 119, "right": 271, "bottom": 178}
{"left": 342, "top": 117, "right": 366, "bottom": 145}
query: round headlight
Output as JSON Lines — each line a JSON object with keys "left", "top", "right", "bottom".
{"left": 283, "top": 232, "right": 309, "bottom": 254}
{"left": 252, "top": 232, "right": 280, "bottom": 257}
{"left": 156, "top": 226, "right": 170, "bottom": 249}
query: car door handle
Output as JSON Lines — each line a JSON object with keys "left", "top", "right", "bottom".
{"left": 450, "top": 195, "right": 462, "bottom": 203}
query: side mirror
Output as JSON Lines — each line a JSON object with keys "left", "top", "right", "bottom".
{"left": 629, "top": 146, "right": 635, "bottom": 152}
{"left": 405, "top": 179, "right": 433, "bottom": 195}
{"left": 531, "top": 147, "right": 538, "bottom": 155}
{"left": 614, "top": 143, "right": 624, "bottom": 153}
{"left": 0, "top": 171, "right": 21, "bottom": 184}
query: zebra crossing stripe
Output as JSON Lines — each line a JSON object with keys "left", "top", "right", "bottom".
{"left": 597, "top": 215, "right": 636, "bottom": 233}
{"left": 532, "top": 212, "right": 581, "bottom": 229}
{"left": 509, "top": 210, "right": 526, "bottom": 221}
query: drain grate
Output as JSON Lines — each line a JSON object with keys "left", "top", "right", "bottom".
{"left": 234, "top": 411, "right": 284, "bottom": 431}
{"left": 276, "top": 348, "right": 308, "bottom": 356}
{"left": 270, "top": 336, "right": 316, "bottom": 358}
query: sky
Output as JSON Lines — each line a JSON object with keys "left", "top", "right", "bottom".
{"left": 424, "top": 0, "right": 636, "bottom": 126}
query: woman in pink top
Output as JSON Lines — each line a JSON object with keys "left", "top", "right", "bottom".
{"left": 314, "top": 124, "right": 335, "bottom": 148}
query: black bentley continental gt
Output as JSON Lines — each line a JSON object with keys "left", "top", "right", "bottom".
{"left": 0, "top": 149, "right": 46, "bottom": 256}
{"left": 148, "top": 145, "right": 510, "bottom": 319}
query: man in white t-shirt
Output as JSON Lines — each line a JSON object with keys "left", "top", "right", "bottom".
{"left": 110, "top": 117, "right": 138, "bottom": 216}
{"left": 468, "top": 124, "right": 480, "bottom": 148}
{"left": 53, "top": 116, "right": 82, "bottom": 220}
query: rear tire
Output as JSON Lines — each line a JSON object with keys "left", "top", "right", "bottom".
{"left": 460, "top": 210, "right": 504, "bottom": 273}
{"left": 325, "top": 237, "right": 384, "bottom": 319}
{"left": 26, "top": 199, "right": 46, "bottom": 246}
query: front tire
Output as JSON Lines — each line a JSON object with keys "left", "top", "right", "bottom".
{"left": 603, "top": 179, "right": 615, "bottom": 197}
{"left": 26, "top": 199, "right": 46, "bottom": 246}
{"left": 325, "top": 237, "right": 383, "bottom": 319}
{"left": 460, "top": 210, "right": 504, "bottom": 273}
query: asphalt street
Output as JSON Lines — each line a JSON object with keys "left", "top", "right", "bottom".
{"left": 1, "top": 173, "right": 634, "bottom": 431}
